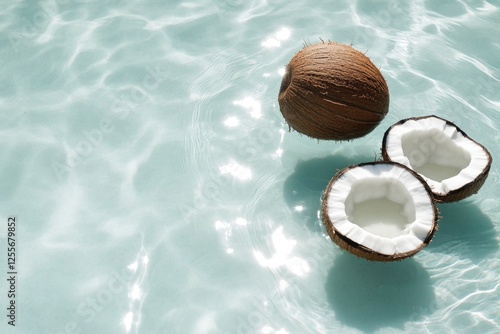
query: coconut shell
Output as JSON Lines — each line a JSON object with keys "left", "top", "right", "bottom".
{"left": 321, "top": 161, "right": 438, "bottom": 262}
{"left": 278, "top": 42, "right": 389, "bottom": 140}
{"left": 381, "top": 115, "right": 492, "bottom": 203}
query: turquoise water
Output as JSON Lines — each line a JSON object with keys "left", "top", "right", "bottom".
{"left": 0, "top": 0, "right": 499, "bottom": 333}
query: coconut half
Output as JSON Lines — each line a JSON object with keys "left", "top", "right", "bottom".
{"left": 382, "top": 115, "right": 492, "bottom": 202}
{"left": 322, "top": 162, "right": 438, "bottom": 261}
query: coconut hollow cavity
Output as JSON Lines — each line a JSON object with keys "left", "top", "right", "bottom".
{"left": 322, "top": 162, "right": 438, "bottom": 261}
{"left": 382, "top": 115, "right": 492, "bottom": 202}
{"left": 278, "top": 42, "right": 389, "bottom": 140}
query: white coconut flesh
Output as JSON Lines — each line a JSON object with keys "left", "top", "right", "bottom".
{"left": 325, "top": 163, "right": 435, "bottom": 256}
{"left": 384, "top": 116, "right": 490, "bottom": 197}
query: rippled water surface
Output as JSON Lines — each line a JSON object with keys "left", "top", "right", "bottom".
{"left": 1, "top": 1, "right": 499, "bottom": 333}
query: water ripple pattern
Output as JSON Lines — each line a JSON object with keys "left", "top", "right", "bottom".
{"left": 0, "top": 0, "right": 499, "bottom": 333}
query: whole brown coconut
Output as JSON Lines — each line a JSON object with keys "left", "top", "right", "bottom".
{"left": 278, "top": 42, "right": 390, "bottom": 140}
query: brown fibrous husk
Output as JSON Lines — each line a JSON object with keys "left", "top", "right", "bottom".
{"left": 278, "top": 41, "right": 390, "bottom": 140}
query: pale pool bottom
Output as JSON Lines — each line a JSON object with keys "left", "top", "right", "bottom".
{"left": 0, "top": 0, "right": 499, "bottom": 333}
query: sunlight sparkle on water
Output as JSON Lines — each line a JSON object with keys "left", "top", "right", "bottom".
{"left": 219, "top": 161, "right": 252, "bottom": 181}
{"left": 254, "top": 226, "right": 296, "bottom": 268}
{"left": 276, "top": 27, "right": 291, "bottom": 40}
{"left": 262, "top": 27, "right": 291, "bottom": 48}
{"left": 294, "top": 205, "right": 304, "bottom": 212}
{"left": 224, "top": 116, "right": 240, "bottom": 127}
{"left": 254, "top": 226, "right": 310, "bottom": 276}
{"left": 262, "top": 326, "right": 273, "bottom": 334}
{"left": 130, "top": 284, "right": 141, "bottom": 300}
{"left": 128, "top": 261, "right": 138, "bottom": 273}
{"left": 279, "top": 279, "right": 289, "bottom": 291}
{"left": 286, "top": 257, "right": 310, "bottom": 276}
{"left": 215, "top": 220, "right": 229, "bottom": 230}
{"left": 273, "top": 128, "right": 285, "bottom": 158}
{"left": 233, "top": 97, "right": 262, "bottom": 119}
{"left": 123, "top": 312, "right": 133, "bottom": 332}
{"left": 235, "top": 217, "right": 248, "bottom": 226}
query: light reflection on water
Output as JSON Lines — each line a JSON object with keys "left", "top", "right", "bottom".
{"left": 1, "top": 0, "right": 499, "bottom": 333}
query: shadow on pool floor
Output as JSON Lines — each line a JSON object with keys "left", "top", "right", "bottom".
{"left": 325, "top": 253, "right": 435, "bottom": 332}
{"left": 426, "top": 200, "right": 498, "bottom": 259}
{"left": 283, "top": 153, "right": 373, "bottom": 233}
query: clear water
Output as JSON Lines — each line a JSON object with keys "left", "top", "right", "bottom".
{"left": 1, "top": 1, "right": 499, "bottom": 333}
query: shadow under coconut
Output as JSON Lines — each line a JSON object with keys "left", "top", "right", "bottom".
{"left": 283, "top": 154, "right": 372, "bottom": 233}
{"left": 426, "top": 201, "right": 498, "bottom": 259}
{"left": 325, "top": 253, "right": 435, "bottom": 333}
